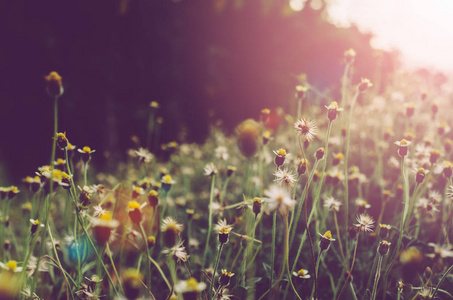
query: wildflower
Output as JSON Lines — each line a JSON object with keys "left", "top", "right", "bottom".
{"left": 383, "top": 127, "right": 393, "bottom": 141}
{"left": 293, "top": 268, "right": 311, "bottom": 279}
{"left": 378, "top": 240, "right": 391, "bottom": 256}
{"left": 29, "top": 219, "right": 44, "bottom": 235}
{"left": 23, "top": 176, "right": 41, "bottom": 193}
{"left": 204, "top": 163, "right": 218, "bottom": 177}
{"left": 122, "top": 269, "right": 143, "bottom": 300}
{"left": 263, "top": 130, "right": 272, "bottom": 145}
{"left": 273, "top": 168, "right": 297, "bottom": 188}
{"left": 219, "top": 269, "right": 234, "bottom": 286}
{"left": 44, "top": 71, "right": 63, "bottom": 97}
{"left": 324, "top": 197, "right": 341, "bottom": 212}
{"left": 332, "top": 153, "right": 344, "bottom": 166}
{"left": 150, "top": 101, "right": 160, "bottom": 109}
{"left": 442, "top": 161, "right": 453, "bottom": 178}
{"left": 147, "top": 189, "right": 159, "bottom": 208}
{"left": 325, "top": 101, "right": 344, "bottom": 121}
{"left": 258, "top": 109, "right": 270, "bottom": 126}
{"left": 273, "top": 148, "right": 288, "bottom": 167}
{"left": 405, "top": 103, "right": 415, "bottom": 117}
{"left": 135, "top": 147, "right": 153, "bottom": 163}
{"left": 226, "top": 166, "right": 236, "bottom": 177}
{"left": 318, "top": 230, "right": 335, "bottom": 251}
{"left": 161, "top": 174, "right": 176, "bottom": 192}
{"left": 56, "top": 132, "right": 68, "bottom": 150}
{"left": 415, "top": 168, "right": 428, "bottom": 184}
{"left": 162, "top": 240, "right": 189, "bottom": 263}
{"left": 444, "top": 138, "right": 453, "bottom": 153}
{"left": 216, "top": 219, "right": 233, "bottom": 244}
{"left": 0, "top": 260, "right": 22, "bottom": 273}
{"left": 394, "top": 139, "right": 411, "bottom": 157}
{"left": 131, "top": 185, "right": 145, "bottom": 199}
{"left": 236, "top": 119, "right": 261, "bottom": 158}
{"left": 252, "top": 197, "right": 262, "bottom": 218}
{"left": 78, "top": 186, "right": 92, "bottom": 207}
{"left": 263, "top": 185, "right": 295, "bottom": 216}
{"left": 416, "top": 198, "right": 439, "bottom": 216}
{"left": 294, "top": 118, "right": 317, "bottom": 142}
{"left": 429, "top": 149, "right": 441, "bottom": 164}
{"left": 215, "top": 146, "right": 229, "bottom": 161}
{"left": 379, "top": 224, "right": 391, "bottom": 239}
{"left": 78, "top": 146, "right": 96, "bottom": 163}
{"left": 447, "top": 186, "right": 453, "bottom": 199}
{"left": 295, "top": 85, "right": 308, "bottom": 99}
{"left": 161, "top": 217, "right": 184, "bottom": 247}
{"left": 438, "top": 121, "right": 450, "bottom": 135}
{"left": 128, "top": 201, "right": 143, "bottom": 225}
{"left": 147, "top": 236, "right": 156, "bottom": 248}
{"left": 297, "top": 158, "right": 309, "bottom": 176}
{"left": 174, "top": 277, "right": 207, "bottom": 297}
{"left": 417, "top": 287, "right": 434, "bottom": 299}
{"left": 6, "top": 186, "right": 19, "bottom": 200}
{"left": 91, "top": 212, "right": 119, "bottom": 245}
{"left": 355, "top": 198, "right": 371, "bottom": 214}
{"left": 426, "top": 243, "right": 453, "bottom": 259}
{"left": 354, "top": 214, "right": 375, "bottom": 233}
{"left": 315, "top": 147, "right": 325, "bottom": 160}
{"left": 357, "top": 78, "right": 372, "bottom": 93}
{"left": 344, "top": 48, "right": 356, "bottom": 64}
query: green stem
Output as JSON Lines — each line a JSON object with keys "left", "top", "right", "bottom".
{"left": 311, "top": 251, "right": 323, "bottom": 299}
{"left": 343, "top": 89, "right": 360, "bottom": 262}
{"left": 371, "top": 255, "right": 383, "bottom": 300}
{"left": 432, "top": 263, "right": 453, "bottom": 298}
{"left": 337, "top": 233, "right": 360, "bottom": 300}
{"left": 139, "top": 223, "right": 152, "bottom": 290}
{"left": 270, "top": 211, "right": 277, "bottom": 290}
{"left": 209, "top": 243, "right": 224, "bottom": 299}
{"left": 202, "top": 174, "right": 216, "bottom": 268}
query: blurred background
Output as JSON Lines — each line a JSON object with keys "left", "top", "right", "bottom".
{"left": 0, "top": 0, "right": 443, "bottom": 182}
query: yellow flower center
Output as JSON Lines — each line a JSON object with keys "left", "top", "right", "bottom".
{"left": 186, "top": 277, "right": 199, "bottom": 289}
{"left": 253, "top": 197, "right": 261, "bottom": 204}
{"left": 99, "top": 212, "right": 112, "bottom": 221}
{"left": 33, "top": 220, "right": 40, "bottom": 225}
{"left": 5, "top": 260, "right": 17, "bottom": 272}
{"left": 400, "top": 139, "right": 409, "bottom": 146}
{"left": 297, "top": 269, "right": 306, "bottom": 276}
{"left": 330, "top": 101, "right": 339, "bottom": 109}
{"left": 277, "top": 149, "right": 287, "bottom": 156}
{"left": 56, "top": 158, "right": 65, "bottom": 164}
{"left": 83, "top": 146, "right": 91, "bottom": 153}
{"left": 162, "top": 175, "right": 173, "bottom": 184}
{"left": 323, "top": 230, "right": 332, "bottom": 240}
{"left": 128, "top": 201, "right": 141, "bottom": 210}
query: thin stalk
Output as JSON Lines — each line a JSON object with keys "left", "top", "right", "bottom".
{"left": 202, "top": 174, "right": 216, "bottom": 268}
{"left": 382, "top": 155, "right": 409, "bottom": 297}
{"left": 432, "top": 263, "right": 453, "bottom": 298}
{"left": 289, "top": 159, "right": 319, "bottom": 249}
{"left": 371, "top": 255, "right": 383, "bottom": 300}
{"left": 270, "top": 211, "right": 277, "bottom": 290}
{"left": 310, "top": 251, "right": 323, "bottom": 299}
{"left": 343, "top": 89, "right": 360, "bottom": 262}
{"left": 334, "top": 211, "right": 346, "bottom": 261}
{"left": 209, "top": 243, "right": 224, "bottom": 299}
{"left": 337, "top": 232, "right": 360, "bottom": 300}
{"left": 139, "top": 223, "right": 152, "bottom": 290}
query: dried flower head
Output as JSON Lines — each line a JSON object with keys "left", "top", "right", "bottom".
{"left": 294, "top": 118, "right": 317, "bottom": 142}
{"left": 354, "top": 214, "right": 375, "bottom": 233}
{"left": 204, "top": 163, "right": 218, "bottom": 177}
{"left": 263, "top": 185, "right": 296, "bottom": 216}
{"left": 273, "top": 168, "right": 297, "bottom": 188}
{"left": 162, "top": 240, "right": 189, "bottom": 263}
{"left": 324, "top": 197, "right": 341, "bottom": 212}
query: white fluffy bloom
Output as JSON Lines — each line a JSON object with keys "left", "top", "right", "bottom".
{"left": 263, "top": 185, "right": 296, "bottom": 215}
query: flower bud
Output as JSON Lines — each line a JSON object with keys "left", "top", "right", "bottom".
{"left": 378, "top": 240, "right": 391, "bottom": 256}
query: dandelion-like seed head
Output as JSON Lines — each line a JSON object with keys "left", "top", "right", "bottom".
{"left": 354, "top": 214, "right": 375, "bottom": 233}
{"left": 294, "top": 118, "right": 317, "bottom": 142}
{"left": 273, "top": 168, "right": 297, "bottom": 188}
{"left": 264, "top": 185, "right": 296, "bottom": 216}
{"left": 324, "top": 197, "right": 341, "bottom": 212}
{"left": 204, "top": 162, "right": 218, "bottom": 177}
{"left": 162, "top": 240, "right": 189, "bottom": 263}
